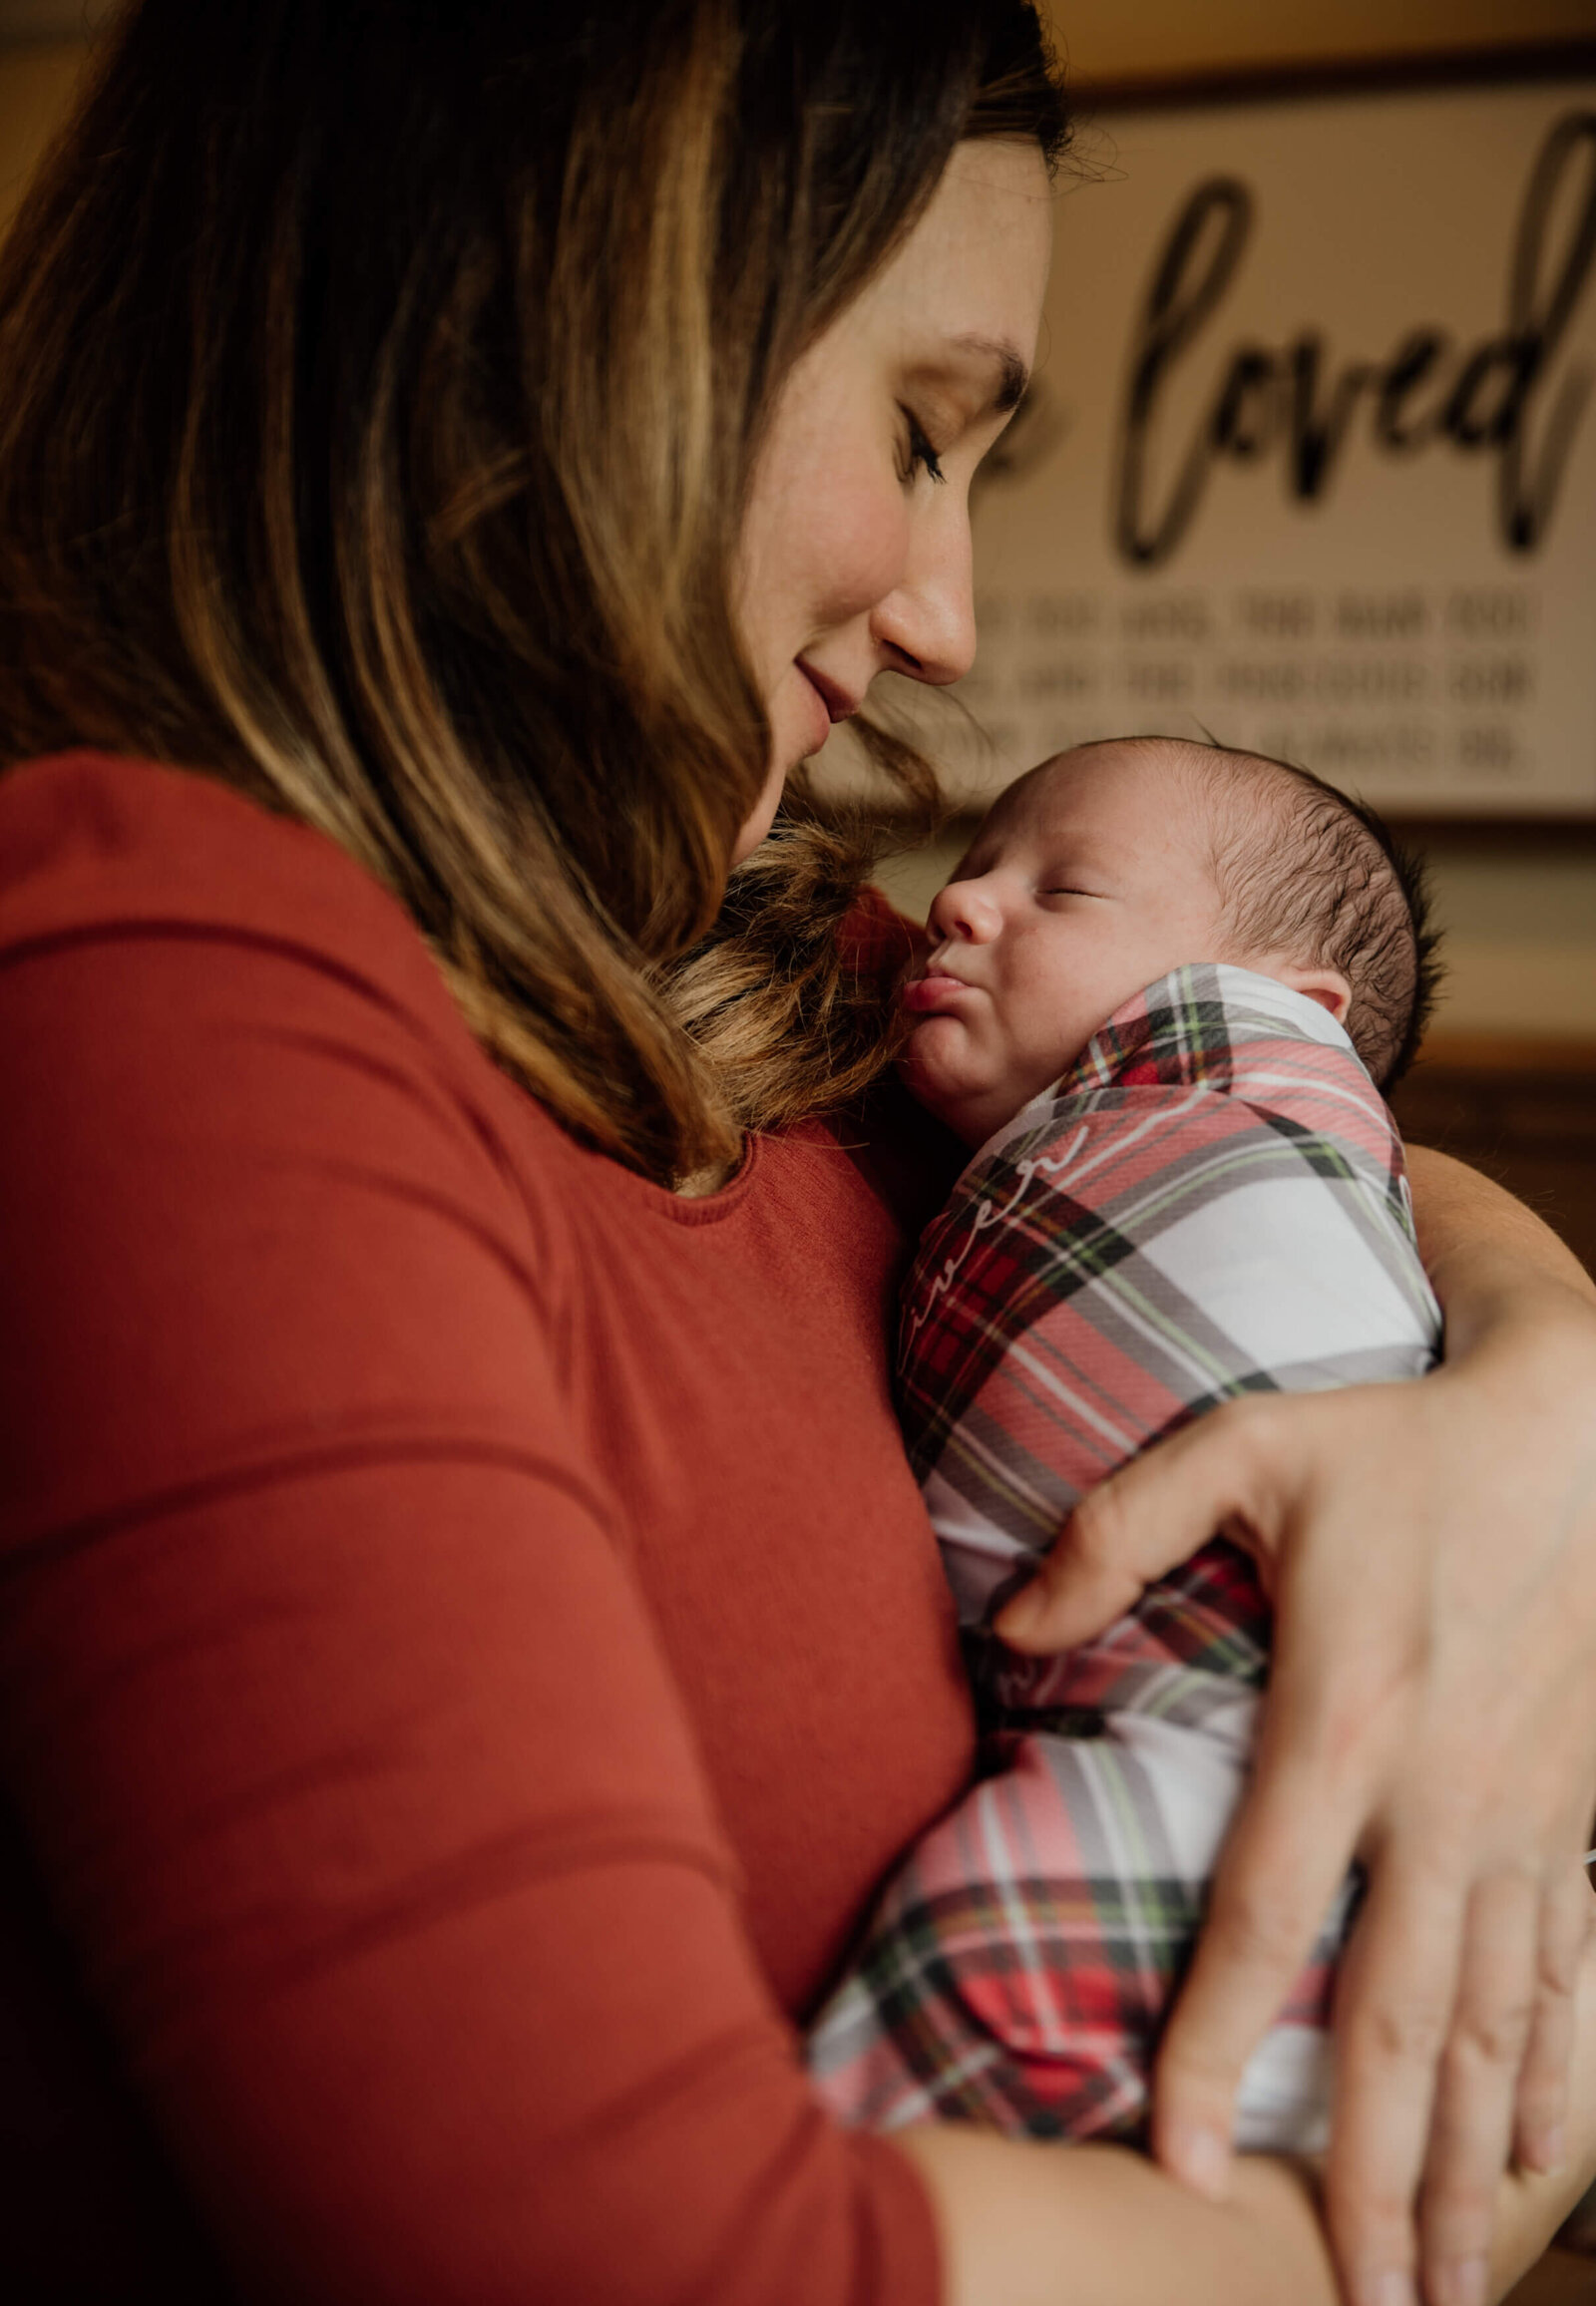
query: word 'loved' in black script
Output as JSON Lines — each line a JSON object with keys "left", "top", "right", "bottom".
{"left": 1115, "top": 112, "right": 1596, "bottom": 569}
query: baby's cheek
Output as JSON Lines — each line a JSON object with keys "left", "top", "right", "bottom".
{"left": 1011, "top": 952, "right": 1085, "bottom": 1053}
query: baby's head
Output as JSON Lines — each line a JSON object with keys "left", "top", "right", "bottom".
{"left": 901, "top": 736, "right": 1440, "bottom": 1146}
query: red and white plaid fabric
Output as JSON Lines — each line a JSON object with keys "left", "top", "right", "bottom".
{"left": 809, "top": 964, "right": 1440, "bottom": 2147}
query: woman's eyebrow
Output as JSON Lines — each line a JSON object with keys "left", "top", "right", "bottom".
{"left": 911, "top": 336, "right": 1031, "bottom": 423}
{"left": 953, "top": 333, "right": 1029, "bottom": 415}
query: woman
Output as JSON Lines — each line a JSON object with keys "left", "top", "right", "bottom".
{"left": 0, "top": 5, "right": 1591, "bottom": 2302}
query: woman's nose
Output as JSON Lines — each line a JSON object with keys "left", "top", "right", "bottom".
{"left": 930, "top": 877, "right": 1000, "bottom": 944}
{"left": 869, "top": 496, "right": 977, "bottom": 686}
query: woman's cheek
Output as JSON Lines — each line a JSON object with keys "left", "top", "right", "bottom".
{"left": 810, "top": 470, "right": 914, "bottom": 623}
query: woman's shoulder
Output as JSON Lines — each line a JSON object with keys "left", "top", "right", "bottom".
{"left": 0, "top": 751, "right": 471, "bottom": 1046}
{"left": 0, "top": 749, "right": 597, "bottom": 1310}
{"left": 0, "top": 747, "right": 578, "bottom": 1130}
{"left": 0, "top": 753, "right": 960, "bottom": 1250}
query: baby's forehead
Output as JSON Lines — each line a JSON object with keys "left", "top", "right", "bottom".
{"left": 986, "top": 740, "right": 1234, "bottom": 856}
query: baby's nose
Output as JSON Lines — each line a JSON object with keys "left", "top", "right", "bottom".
{"left": 931, "top": 879, "right": 1001, "bottom": 943}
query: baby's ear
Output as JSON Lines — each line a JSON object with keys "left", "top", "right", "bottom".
{"left": 1272, "top": 962, "right": 1353, "bottom": 1023}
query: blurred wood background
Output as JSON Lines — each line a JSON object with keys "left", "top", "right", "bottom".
{"left": 1508, "top": 2215, "right": 1596, "bottom": 2304}
{"left": 1391, "top": 1036, "right": 1596, "bottom": 1277}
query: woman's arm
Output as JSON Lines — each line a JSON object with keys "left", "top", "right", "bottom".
{"left": 1406, "top": 1142, "right": 1596, "bottom": 1317}
{"left": 900, "top": 2129, "right": 1341, "bottom": 2306}
{"left": 993, "top": 1150, "right": 1596, "bottom": 2306}
{"left": 896, "top": 1920, "right": 1596, "bottom": 2306}
{"left": 896, "top": 1922, "right": 1596, "bottom": 2306}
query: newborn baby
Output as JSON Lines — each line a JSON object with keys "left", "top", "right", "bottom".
{"left": 808, "top": 734, "right": 1444, "bottom": 2150}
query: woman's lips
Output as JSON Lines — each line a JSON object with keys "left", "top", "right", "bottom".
{"left": 795, "top": 660, "right": 861, "bottom": 757}
{"left": 800, "top": 660, "right": 859, "bottom": 722}
{"left": 901, "top": 971, "right": 978, "bottom": 1014}
{"left": 797, "top": 667, "right": 834, "bottom": 756}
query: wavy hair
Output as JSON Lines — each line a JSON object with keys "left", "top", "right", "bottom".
{"left": 0, "top": 0, "right": 1066, "bottom": 1179}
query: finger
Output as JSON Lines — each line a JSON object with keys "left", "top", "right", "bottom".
{"left": 1324, "top": 1848, "right": 1468, "bottom": 2306}
{"left": 1514, "top": 1856, "right": 1596, "bottom": 2176}
{"left": 995, "top": 1396, "right": 1279, "bottom": 1651}
{"left": 1150, "top": 1738, "right": 1365, "bottom": 2203}
{"left": 1417, "top": 1867, "right": 1540, "bottom": 2306}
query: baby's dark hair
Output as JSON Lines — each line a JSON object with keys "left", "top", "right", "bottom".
{"left": 1171, "top": 740, "right": 1442, "bottom": 1089}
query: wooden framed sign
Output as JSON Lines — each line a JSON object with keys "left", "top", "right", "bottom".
{"left": 899, "top": 54, "right": 1596, "bottom": 823}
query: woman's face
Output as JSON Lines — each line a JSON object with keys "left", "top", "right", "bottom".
{"left": 731, "top": 139, "right": 1054, "bottom": 862}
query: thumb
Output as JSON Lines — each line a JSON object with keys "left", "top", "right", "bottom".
{"left": 994, "top": 1398, "right": 1275, "bottom": 1652}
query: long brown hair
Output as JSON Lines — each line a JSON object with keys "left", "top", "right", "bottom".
{"left": 0, "top": 0, "right": 1066, "bottom": 1181}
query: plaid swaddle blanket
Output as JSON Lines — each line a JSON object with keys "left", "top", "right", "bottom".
{"left": 808, "top": 963, "right": 1441, "bottom": 2146}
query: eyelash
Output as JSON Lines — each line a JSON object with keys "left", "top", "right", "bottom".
{"left": 901, "top": 410, "right": 947, "bottom": 487}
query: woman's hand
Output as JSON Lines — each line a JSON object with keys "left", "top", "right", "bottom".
{"left": 994, "top": 1150, "right": 1596, "bottom": 2306}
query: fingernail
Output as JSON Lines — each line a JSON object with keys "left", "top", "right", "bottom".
{"left": 1358, "top": 2272, "right": 1416, "bottom": 2306}
{"left": 1172, "top": 2122, "right": 1230, "bottom": 2200}
{"left": 1523, "top": 2122, "right": 1566, "bottom": 2174}
{"left": 1438, "top": 2258, "right": 1489, "bottom": 2306}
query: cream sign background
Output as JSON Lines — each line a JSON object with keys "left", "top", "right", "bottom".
{"left": 904, "top": 78, "right": 1596, "bottom": 820}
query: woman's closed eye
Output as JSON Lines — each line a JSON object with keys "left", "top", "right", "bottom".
{"left": 899, "top": 409, "right": 947, "bottom": 486}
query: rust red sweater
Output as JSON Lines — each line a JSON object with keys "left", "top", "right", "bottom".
{"left": 0, "top": 753, "right": 974, "bottom": 2303}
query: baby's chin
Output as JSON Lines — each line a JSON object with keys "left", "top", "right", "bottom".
{"left": 896, "top": 1029, "right": 974, "bottom": 1136}
{"left": 900, "top": 1018, "right": 1095, "bottom": 1149}
{"left": 898, "top": 1036, "right": 1022, "bottom": 1149}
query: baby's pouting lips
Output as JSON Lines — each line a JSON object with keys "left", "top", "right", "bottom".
{"left": 901, "top": 967, "right": 980, "bottom": 1015}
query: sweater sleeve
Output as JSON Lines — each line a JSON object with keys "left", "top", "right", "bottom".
{"left": 0, "top": 790, "right": 941, "bottom": 2303}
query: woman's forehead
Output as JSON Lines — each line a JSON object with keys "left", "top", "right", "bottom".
{"left": 869, "top": 140, "right": 1052, "bottom": 363}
